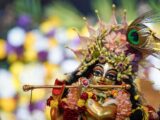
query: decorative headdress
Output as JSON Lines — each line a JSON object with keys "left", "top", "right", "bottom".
{"left": 68, "top": 5, "right": 137, "bottom": 82}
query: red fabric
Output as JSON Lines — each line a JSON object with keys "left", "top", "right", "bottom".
{"left": 59, "top": 101, "right": 85, "bottom": 119}
{"left": 58, "top": 101, "right": 67, "bottom": 110}
{"left": 63, "top": 108, "right": 79, "bottom": 120}
{"left": 52, "top": 79, "right": 65, "bottom": 95}
{"left": 78, "top": 106, "right": 86, "bottom": 114}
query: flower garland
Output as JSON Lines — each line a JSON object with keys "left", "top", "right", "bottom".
{"left": 47, "top": 88, "right": 133, "bottom": 120}
{"left": 47, "top": 79, "right": 133, "bottom": 120}
{"left": 77, "top": 91, "right": 96, "bottom": 107}
{"left": 114, "top": 90, "right": 132, "bottom": 120}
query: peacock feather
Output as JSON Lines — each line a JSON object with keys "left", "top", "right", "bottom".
{"left": 127, "top": 11, "right": 160, "bottom": 57}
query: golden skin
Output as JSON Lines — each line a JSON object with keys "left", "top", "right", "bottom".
{"left": 50, "top": 107, "right": 62, "bottom": 120}
{"left": 91, "top": 63, "right": 117, "bottom": 90}
{"left": 85, "top": 99, "right": 117, "bottom": 120}
{"left": 84, "top": 63, "right": 118, "bottom": 119}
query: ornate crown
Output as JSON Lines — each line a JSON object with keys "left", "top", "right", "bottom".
{"left": 68, "top": 5, "right": 137, "bottom": 81}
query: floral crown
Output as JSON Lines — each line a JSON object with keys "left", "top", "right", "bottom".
{"left": 68, "top": 5, "right": 137, "bottom": 81}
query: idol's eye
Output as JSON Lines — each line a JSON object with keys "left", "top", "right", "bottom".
{"left": 127, "top": 29, "right": 139, "bottom": 45}
{"left": 105, "top": 69, "right": 117, "bottom": 81}
{"left": 105, "top": 74, "right": 116, "bottom": 81}
{"left": 93, "top": 70, "right": 103, "bottom": 77}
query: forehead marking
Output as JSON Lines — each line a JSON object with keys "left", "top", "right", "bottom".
{"left": 103, "top": 63, "right": 110, "bottom": 77}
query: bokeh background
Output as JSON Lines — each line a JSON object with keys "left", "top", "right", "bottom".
{"left": 0, "top": 0, "right": 160, "bottom": 120}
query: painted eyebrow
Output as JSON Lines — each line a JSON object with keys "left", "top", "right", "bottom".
{"left": 93, "top": 64, "right": 104, "bottom": 72}
{"left": 106, "top": 69, "right": 117, "bottom": 74}
{"left": 95, "top": 64, "right": 103, "bottom": 68}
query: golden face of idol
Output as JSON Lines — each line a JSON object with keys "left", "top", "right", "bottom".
{"left": 90, "top": 63, "right": 118, "bottom": 90}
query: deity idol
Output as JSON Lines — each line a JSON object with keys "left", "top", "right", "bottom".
{"left": 23, "top": 5, "right": 160, "bottom": 120}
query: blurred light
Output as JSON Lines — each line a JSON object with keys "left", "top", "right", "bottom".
{"left": 147, "top": 55, "right": 160, "bottom": 69}
{"left": 48, "top": 46, "right": 64, "bottom": 64}
{"left": 55, "top": 28, "right": 68, "bottom": 44}
{"left": 146, "top": 56, "right": 160, "bottom": 90}
{"left": 16, "top": 106, "right": 32, "bottom": 120}
{"left": 32, "top": 30, "right": 49, "bottom": 52}
{"left": 48, "top": 38, "right": 58, "bottom": 48}
{"left": 7, "top": 27, "right": 26, "bottom": 47}
{"left": 25, "top": 32, "right": 36, "bottom": 49}
{"left": 37, "top": 51, "right": 48, "bottom": 62}
{"left": 40, "top": 16, "right": 61, "bottom": 34}
{"left": 35, "top": 38, "right": 49, "bottom": 52}
{"left": 17, "top": 15, "right": 32, "bottom": 28}
{"left": 0, "top": 39, "right": 6, "bottom": 59}
{"left": 149, "top": 67, "right": 160, "bottom": 90}
{"left": 65, "top": 48, "right": 76, "bottom": 58}
{"left": 61, "top": 59, "right": 80, "bottom": 73}
{"left": 0, "top": 112, "right": 16, "bottom": 120}
{"left": 10, "top": 62, "right": 24, "bottom": 76}
{"left": 66, "top": 28, "right": 78, "bottom": 40}
{"left": 0, "top": 98, "right": 16, "bottom": 112}
{"left": 24, "top": 49, "right": 37, "bottom": 62}
{"left": 0, "top": 69, "right": 16, "bottom": 98}
{"left": 20, "top": 64, "right": 46, "bottom": 85}
{"left": 32, "top": 110, "right": 46, "bottom": 120}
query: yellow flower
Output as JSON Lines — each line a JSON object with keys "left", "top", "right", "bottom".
{"left": 50, "top": 100, "right": 58, "bottom": 108}
{"left": 111, "top": 90, "right": 118, "bottom": 97}
{"left": 134, "top": 95, "right": 139, "bottom": 100}
{"left": 61, "top": 98, "right": 67, "bottom": 102}
{"left": 77, "top": 99, "right": 85, "bottom": 107}
{"left": 87, "top": 92, "right": 93, "bottom": 98}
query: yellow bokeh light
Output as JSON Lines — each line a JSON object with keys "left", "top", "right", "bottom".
{"left": 0, "top": 98, "right": 16, "bottom": 112}
{"left": 24, "top": 49, "right": 37, "bottom": 62}
{"left": 0, "top": 39, "right": 6, "bottom": 59}
{"left": 24, "top": 32, "right": 36, "bottom": 49}
{"left": 66, "top": 28, "right": 77, "bottom": 40}
{"left": 40, "top": 16, "right": 61, "bottom": 34}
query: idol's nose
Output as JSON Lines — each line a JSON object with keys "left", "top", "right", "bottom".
{"left": 100, "top": 77, "right": 105, "bottom": 82}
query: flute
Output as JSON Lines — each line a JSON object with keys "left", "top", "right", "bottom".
{"left": 23, "top": 84, "right": 131, "bottom": 92}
